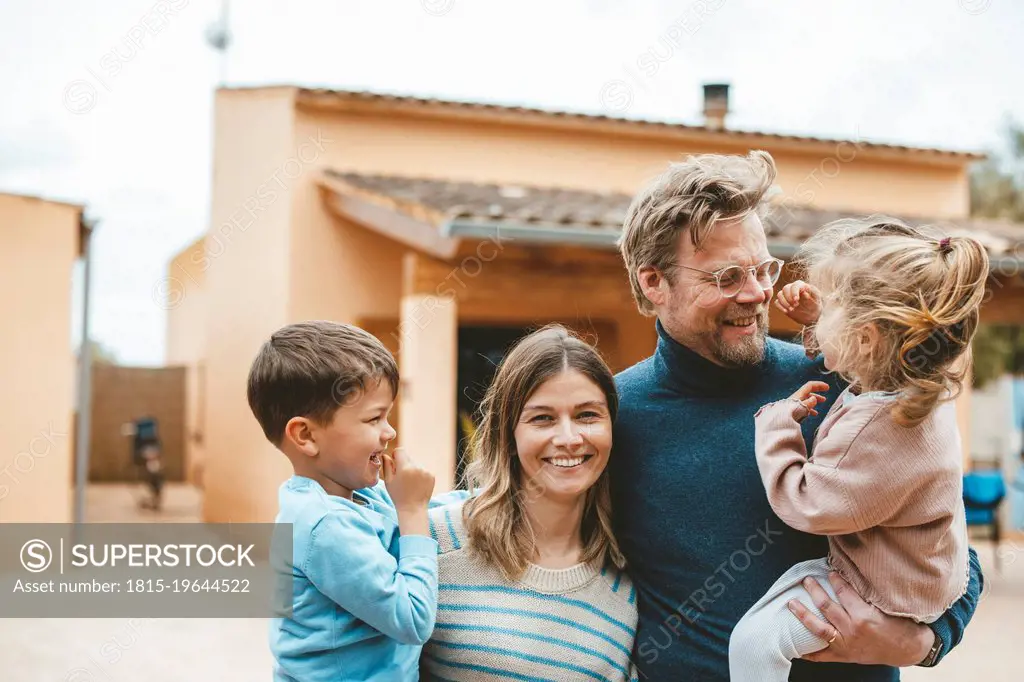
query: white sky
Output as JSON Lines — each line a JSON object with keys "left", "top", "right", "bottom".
{"left": 1, "top": 0, "right": 1022, "bottom": 365}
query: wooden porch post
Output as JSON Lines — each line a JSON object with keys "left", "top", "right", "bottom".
{"left": 399, "top": 255, "right": 458, "bottom": 492}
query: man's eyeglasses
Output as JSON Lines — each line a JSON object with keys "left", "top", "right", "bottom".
{"left": 676, "top": 258, "right": 784, "bottom": 299}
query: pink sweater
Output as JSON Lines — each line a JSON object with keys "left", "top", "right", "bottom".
{"left": 754, "top": 388, "right": 969, "bottom": 622}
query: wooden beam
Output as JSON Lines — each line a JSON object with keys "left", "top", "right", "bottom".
{"left": 402, "top": 251, "right": 636, "bottom": 318}
{"left": 981, "top": 276, "right": 1024, "bottom": 325}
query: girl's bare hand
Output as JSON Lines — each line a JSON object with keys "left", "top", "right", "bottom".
{"left": 790, "top": 381, "right": 831, "bottom": 417}
{"left": 775, "top": 280, "right": 823, "bottom": 326}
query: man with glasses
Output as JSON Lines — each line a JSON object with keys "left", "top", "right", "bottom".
{"left": 610, "top": 150, "right": 981, "bottom": 681}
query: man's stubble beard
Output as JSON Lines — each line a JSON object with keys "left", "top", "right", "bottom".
{"left": 671, "top": 305, "right": 770, "bottom": 368}
{"left": 714, "top": 313, "right": 769, "bottom": 368}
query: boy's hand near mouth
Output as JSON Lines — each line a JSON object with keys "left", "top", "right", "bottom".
{"left": 383, "top": 448, "right": 435, "bottom": 538}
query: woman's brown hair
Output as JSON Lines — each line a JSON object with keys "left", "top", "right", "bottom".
{"left": 462, "top": 325, "right": 625, "bottom": 579}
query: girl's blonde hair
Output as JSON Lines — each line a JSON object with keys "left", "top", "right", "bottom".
{"left": 462, "top": 325, "right": 625, "bottom": 580}
{"left": 797, "top": 218, "right": 989, "bottom": 427}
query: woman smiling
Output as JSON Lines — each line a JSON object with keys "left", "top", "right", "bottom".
{"left": 422, "top": 325, "right": 639, "bottom": 681}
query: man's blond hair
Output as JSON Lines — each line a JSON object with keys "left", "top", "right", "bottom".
{"left": 618, "top": 150, "right": 777, "bottom": 315}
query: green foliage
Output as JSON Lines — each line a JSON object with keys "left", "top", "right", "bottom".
{"left": 969, "top": 119, "right": 1024, "bottom": 387}
{"left": 970, "top": 118, "right": 1024, "bottom": 221}
{"left": 972, "top": 325, "right": 1024, "bottom": 388}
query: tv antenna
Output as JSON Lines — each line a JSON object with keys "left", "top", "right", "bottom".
{"left": 205, "top": 0, "right": 232, "bottom": 86}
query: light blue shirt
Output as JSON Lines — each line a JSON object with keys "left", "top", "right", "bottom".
{"left": 270, "top": 476, "right": 439, "bottom": 682}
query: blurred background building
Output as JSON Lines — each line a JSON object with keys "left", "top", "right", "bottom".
{"left": 0, "top": 192, "right": 86, "bottom": 522}
{"left": 166, "top": 83, "right": 1024, "bottom": 523}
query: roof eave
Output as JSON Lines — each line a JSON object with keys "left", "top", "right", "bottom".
{"left": 291, "top": 88, "right": 985, "bottom": 167}
{"left": 444, "top": 222, "right": 1024, "bottom": 275}
{"left": 79, "top": 214, "right": 97, "bottom": 257}
{"left": 442, "top": 219, "right": 621, "bottom": 250}
{"left": 319, "top": 176, "right": 462, "bottom": 259}
{"left": 769, "top": 240, "right": 1023, "bottom": 276}
{"left": 990, "top": 255, "right": 1024, "bottom": 276}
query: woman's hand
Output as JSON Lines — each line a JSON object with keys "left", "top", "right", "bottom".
{"left": 789, "top": 381, "right": 830, "bottom": 418}
{"left": 775, "top": 280, "right": 822, "bottom": 327}
{"left": 789, "top": 572, "right": 934, "bottom": 667}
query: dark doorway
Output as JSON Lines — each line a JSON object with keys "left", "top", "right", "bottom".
{"left": 455, "top": 325, "right": 532, "bottom": 487}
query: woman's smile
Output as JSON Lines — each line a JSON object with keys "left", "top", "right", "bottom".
{"left": 542, "top": 453, "right": 595, "bottom": 469}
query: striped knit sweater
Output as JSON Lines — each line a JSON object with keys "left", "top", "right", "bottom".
{"left": 421, "top": 501, "right": 640, "bottom": 682}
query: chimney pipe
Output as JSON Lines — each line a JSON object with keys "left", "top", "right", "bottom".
{"left": 702, "top": 83, "right": 729, "bottom": 131}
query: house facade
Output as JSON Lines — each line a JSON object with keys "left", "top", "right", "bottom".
{"left": 0, "top": 192, "right": 87, "bottom": 522}
{"left": 170, "top": 85, "right": 1024, "bottom": 523}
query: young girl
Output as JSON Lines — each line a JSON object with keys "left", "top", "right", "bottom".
{"left": 728, "top": 219, "right": 989, "bottom": 681}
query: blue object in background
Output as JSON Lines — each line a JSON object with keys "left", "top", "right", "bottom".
{"left": 963, "top": 470, "right": 1007, "bottom": 571}
{"left": 963, "top": 470, "right": 1006, "bottom": 526}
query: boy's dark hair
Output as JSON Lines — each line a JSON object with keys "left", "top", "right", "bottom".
{"left": 247, "top": 321, "right": 399, "bottom": 445}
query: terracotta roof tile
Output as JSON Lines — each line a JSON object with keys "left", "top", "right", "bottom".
{"left": 322, "top": 171, "right": 1024, "bottom": 258}
{"left": 325, "top": 170, "right": 630, "bottom": 231}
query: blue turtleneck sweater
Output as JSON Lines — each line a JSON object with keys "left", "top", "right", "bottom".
{"left": 611, "top": 320, "right": 981, "bottom": 681}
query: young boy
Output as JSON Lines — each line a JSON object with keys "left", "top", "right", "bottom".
{"left": 248, "top": 321, "right": 437, "bottom": 682}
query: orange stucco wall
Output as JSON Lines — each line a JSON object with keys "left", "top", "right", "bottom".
{"left": 165, "top": 236, "right": 208, "bottom": 485}
{"left": 287, "top": 113, "right": 406, "bottom": 324}
{"left": 296, "top": 101, "right": 969, "bottom": 219}
{"left": 0, "top": 193, "right": 79, "bottom": 522}
{"left": 200, "top": 88, "right": 298, "bottom": 523}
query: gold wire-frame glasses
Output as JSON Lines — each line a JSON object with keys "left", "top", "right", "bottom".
{"left": 676, "top": 258, "right": 784, "bottom": 298}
